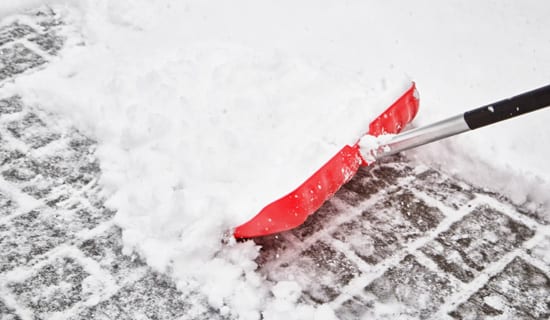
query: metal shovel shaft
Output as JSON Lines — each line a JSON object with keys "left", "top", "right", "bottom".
{"left": 373, "top": 83, "right": 550, "bottom": 159}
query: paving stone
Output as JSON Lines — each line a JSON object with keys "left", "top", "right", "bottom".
{"left": 334, "top": 295, "right": 374, "bottom": 320}
{"left": 35, "top": 153, "right": 98, "bottom": 185}
{"left": 364, "top": 254, "right": 457, "bottom": 319}
{"left": 409, "top": 168, "right": 475, "bottom": 210}
{"left": 0, "top": 299, "right": 22, "bottom": 320}
{"left": 9, "top": 118, "right": 100, "bottom": 188}
{"left": 79, "top": 186, "right": 112, "bottom": 213}
{"left": 254, "top": 233, "right": 299, "bottom": 267}
{"left": 0, "top": 130, "right": 98, "bottom": 200}
{"left": 42, "top": 145, "right": 100, "bottom": 182}
{"left": 66, "top": 128, "right": 97, "bottom": 156}
{"left": 1, "top": 156, "right": 39, "bottom": 183}
{"left": 35, "top": 8, "right": 64, "bottom": 30}
{"left": 6, "top": 112, "right": 61, "bottom": 148}
{"left": 7, "top": 256, "right": 90, "bottom": 318}
{"left": 267, "top": 240, "right": 361, "bottom": 304}
{"left": 0, "top": 96, "right": 24, "bottom": 114}
{"left": 340, "top": 159, "right": 411, "bottom": 205}
{"left": 20, "top": 182, "right": 54, "bottom": 200}
{"left": 370, "top": 158, "right": 413, "bottom": 184}
{"left": 0, "top": 189, "right": 17, "bottom": 218}
{"left": 28, "top": 31, "right": 64, "bottom": 55}
{"left": 0, "top": 43, "right": 46, "bottom": 81}
{"left": 449, "top": 257, "right": 550, "bottom": 319}
{"left": 335, "top": 184, "right": 369, "bottom": 207}
{"left": 78, "top": 271, "right": 194, "bottom": 320}
{"left": 420, "top": 205, "right": 535, "bottom": 283}
{"left": 1, "top": 154, "right": 59, "bottom": 200}
{"left": 42, "top": 191, "right": 69, "bottom": 208}
{"left": 291, "top": 201, "right": 340, "bottom": 240}
{"left": 0, "top": 122, "right": 26, "bottom": 167}
{"left": 384, "top": 188, "right": 446, "bottom": 232}
{"left": 477, "top": 189, "right": 550, "bottom": 226}
{"left": 53, "top": 203, "right": 116, "bottom": 233}
{"left": 0, "top": 8, "right": 64, "bottom": 84}
{"left": 466, "top": 169, "right": 549, "bottom": 223}
{"left": 78, "top": 226, "right": 147, "bottom": 283}
{"left": 0, "top": 210, "right": 70, "bottom": 272}
{"left": 0, "top": 22, "right": 35, "bottom": 47}
{"left": 0, "top": 147, "right": 26, "bottom": 168}
{"left": 339, "top": 167, "right": 387, "bottom": 205}
{"left": 332, "top": 189, "right": 444, "bottom": 265}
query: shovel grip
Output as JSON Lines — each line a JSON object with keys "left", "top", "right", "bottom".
{"left": 464, "top": 84, "right": 550, "bottom": 130}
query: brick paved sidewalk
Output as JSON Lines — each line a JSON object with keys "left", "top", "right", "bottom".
{"left": 1, "top": 7, "right": 549, "bottom": 320}
{"left": 256, "top": 159, "right": 550, "bottom": 319}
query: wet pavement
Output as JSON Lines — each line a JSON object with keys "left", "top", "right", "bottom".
{"left": 0, "top": 7, "right": 549, "bottom": 320}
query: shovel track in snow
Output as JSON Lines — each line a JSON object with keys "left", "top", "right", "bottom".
{"left": 0, "top": 8, "right": 549, "bottom": 320}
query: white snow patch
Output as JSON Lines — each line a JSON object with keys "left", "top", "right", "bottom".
{"left": 358, "top": 134, "right": 396, "bottom": 163}
{"left": 272, "top": 281, "right": 302, "bottom": 302}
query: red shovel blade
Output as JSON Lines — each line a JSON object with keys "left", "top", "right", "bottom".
{"left": 233, "top": 83, "right": 420, "bottom": 239}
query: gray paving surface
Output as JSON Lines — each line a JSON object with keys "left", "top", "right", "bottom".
{"left": 1, "top": 7, "right": 549, "bottom": 320}
{"left": 256, "top": 162, "right": 549, "bottom": 319}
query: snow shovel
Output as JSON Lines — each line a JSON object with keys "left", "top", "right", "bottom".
{"left": 233, "top": 83, "right": 420, "bottom": 238}
{"left": 233, "top": 83, "right": 550, "bottom": 239}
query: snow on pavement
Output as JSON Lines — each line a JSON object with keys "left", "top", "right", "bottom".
{"left": 1, "top": 1, "right": 549, "bottom": 319}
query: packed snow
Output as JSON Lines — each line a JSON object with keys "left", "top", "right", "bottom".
{"left": 2, "top": 0, "right": 550, "bottom": 319}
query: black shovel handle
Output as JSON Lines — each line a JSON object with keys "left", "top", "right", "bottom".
{"left": 464, "top": 84, "right": 550, "bottom": 130}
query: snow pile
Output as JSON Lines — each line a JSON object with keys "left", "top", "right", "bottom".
{"left": 0, "top": 0, "right": 42, "bottom": 16}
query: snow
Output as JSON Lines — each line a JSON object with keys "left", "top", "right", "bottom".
{"left": 0, "top": 0, "right": 43, "bottom": 16}
{"left": 2, "top": 0, "right": 550, "bottom": 319}
{"left": 358, "top": 134, "right": 396, "bottom": 163}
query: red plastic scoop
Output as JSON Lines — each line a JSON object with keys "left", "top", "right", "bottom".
{"left": 233, "top": 83, "right": 420, "bottom": 238}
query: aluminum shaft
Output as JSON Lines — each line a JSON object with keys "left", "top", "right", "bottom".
{"left": 373, "top": 114, "right": 470, "bottom": 159}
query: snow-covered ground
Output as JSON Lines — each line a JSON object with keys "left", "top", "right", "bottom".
{"left": 1, "top": 1, "right": 549, "bottom": 319}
